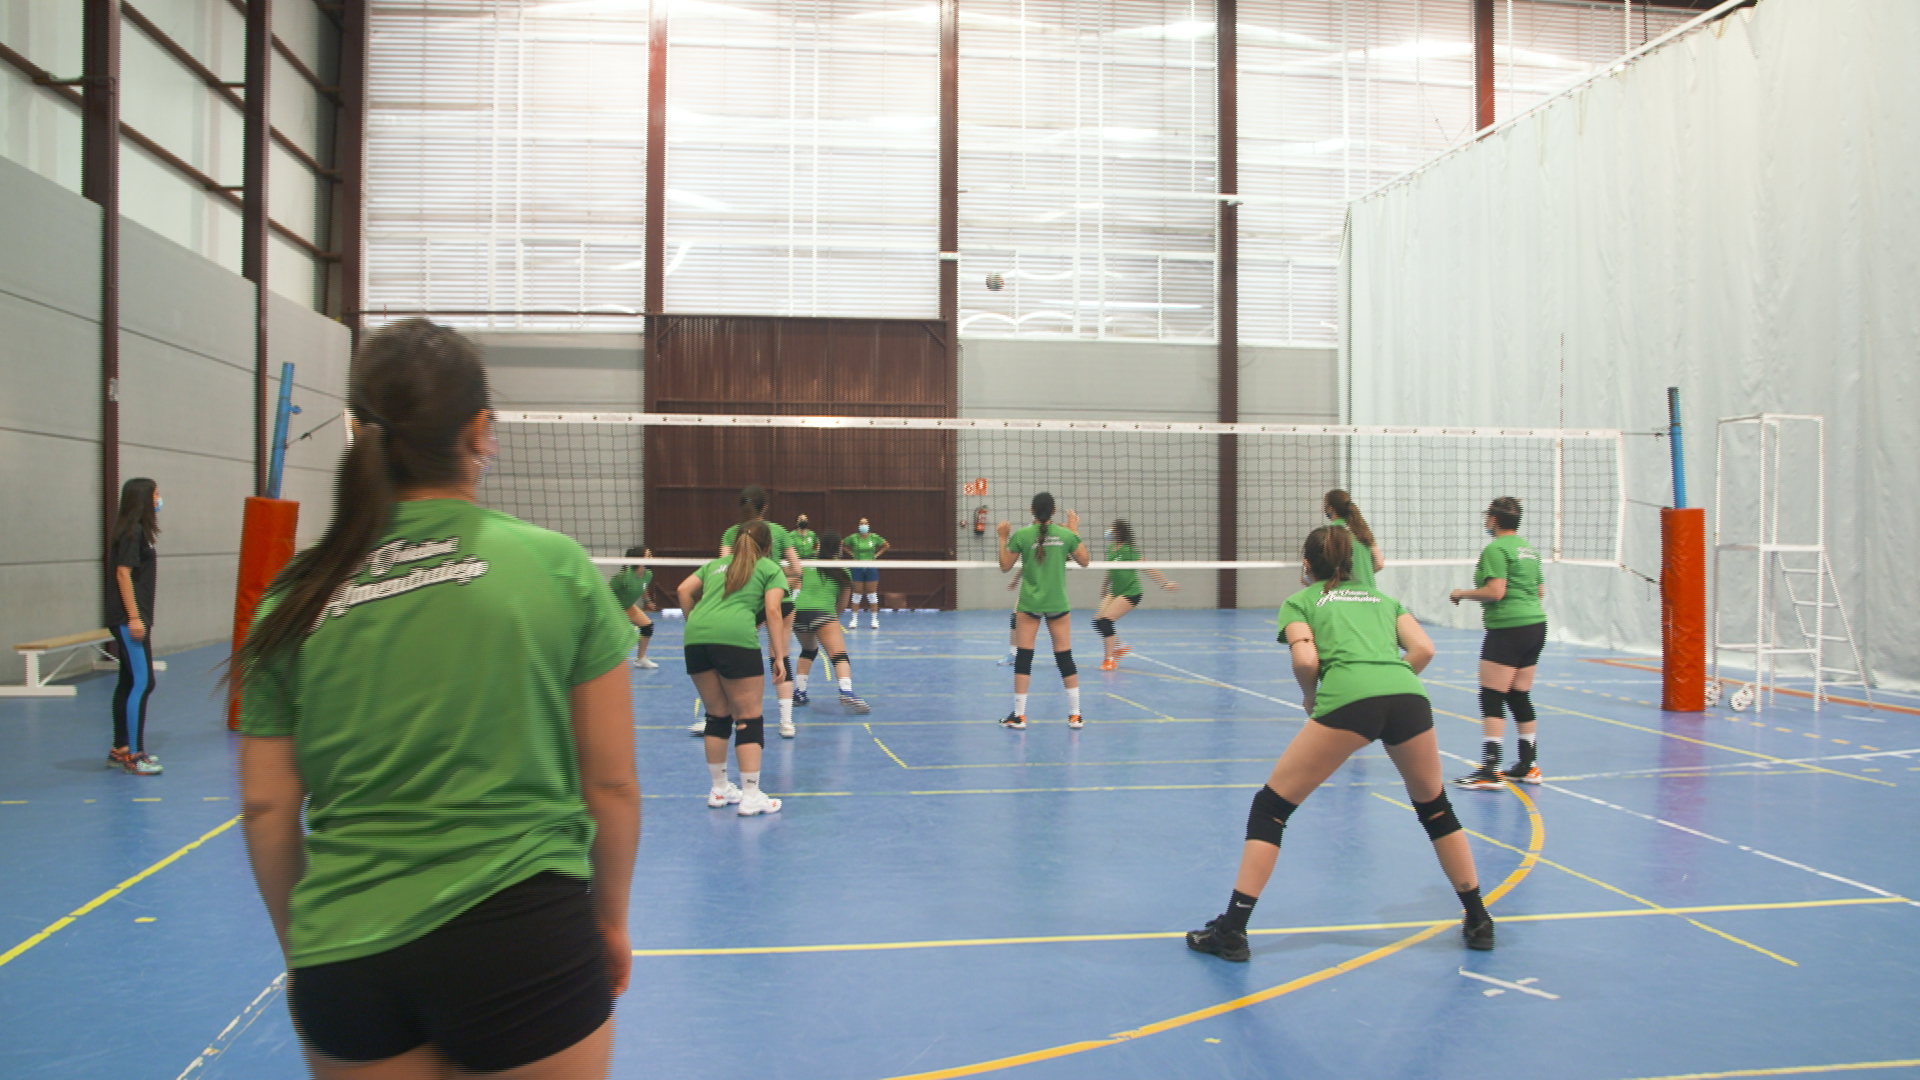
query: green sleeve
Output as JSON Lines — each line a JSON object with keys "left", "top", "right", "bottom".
{"left": 569, "top": 544, "right": 639, "bottom": 685}
{"left": 875, "top": 534, "right": 888, "bottom": 548}
{"left": 721, "top": 524, "right": 739, "bottom": 548}
{"left": 1006, "top": 531, "right": 1029, "bottom": 556}
{"left": 1277, "top": 594, "right": 1311, "bottom": 642}
{"left": 237, "top": 593, "right": 296, "bottom": 736}
{"left": 1476, "top": 544, "right": 1509, "bottom": 587}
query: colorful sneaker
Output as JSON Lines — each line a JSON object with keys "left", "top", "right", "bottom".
{"left": 1112, "top": 641, "right": 1132, "bottom": 658}
{"left": 1501, "top": 761, "right": 1542, "bottom": 785}
{"left": 778, "top": 718, "right": 796, "bottom": 739}
{"left": 107, "top": 747, "right": 132, "bottom": 770}
{"left": 1067, "top": 714, "right": 1084, "bottom": 729}
{"left": 792, "top": 689, "right": 811, "bottom": 707}
{"left": 1000, "top": 713, "right": 1027, "bottom": 730}
{"left": 633, "top": 656, "right": 658, "bottom": 670}
{"left": 736, "top": 789, "right": 782, "bottom": 817}
{"left": 1100, "top": 658, "right": 1118, "bottom": 672}
{"left": 707, "top": 782, "right": 743, "bottom": 808}
{"left": 998, "top": 650, "right": 1019, "bottom": 666}
{"left": 1453, "top": 765, "right": 1505, "bottom": 790}
{"left": 841, "top": 692, "right": 871, "bottom": 714}
{"left": 1463, "top": 915, "right": 1496, "bottom": 951}
{"left": 1185, "top": 917, "right": 1250, "bottom": 962}
{"left": 125, "top": 752, "right": 162, "bottom": 776}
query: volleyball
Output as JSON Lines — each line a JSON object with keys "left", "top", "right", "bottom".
{"left": 985, "top": 272, "right": 1005, "bottom": 291}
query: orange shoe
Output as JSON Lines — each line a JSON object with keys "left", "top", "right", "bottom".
{"left": 1067, "top": 714, "right": 1085, "bottom": 729}
{"left": 1100, "top": 658, "right": 1118, "bottom": 671}
{"left": 1113, "top": 641, "right": 1132, "bottom": 658}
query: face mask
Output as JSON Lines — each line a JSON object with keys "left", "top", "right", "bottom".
{"left": 1301, "top": 565, "right": 1314, "bottom": 587}
{"left": 1485, "top": 525, "right": 1497, "bottom": 538}
{"left": 797, "top": 520, "right": 809, "bottom": 530}
{"left": 476, "top": 432, "right": 499, "bottom": 483}
{"left": 1105, "top": 531, "right": 1116, "bottom": 542}
{"left": 153, "top": 497, "right": 163, "bottom": 512}
{"left": 858, "top": 524, "right": 870, "bottom": 534}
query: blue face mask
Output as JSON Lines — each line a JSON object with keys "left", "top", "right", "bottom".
{"left": 1106, "top": 531, "right": 1116, "bottom": 542}
{"left": 858, "top": 524, "right": 870, "bottom": 534}
{"left": 153, "top": 497, "right": 163, "bottom": 512}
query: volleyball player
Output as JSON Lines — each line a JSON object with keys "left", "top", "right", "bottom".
{"left": 1322, "top": 489, "right": 1384, "bottom": 591}
{"left": 688, "top": 487, "right": 802, "bottom": 736}
{"left": 997, "top": 493, "right": 1090, "bottom": 729}
{"left": 108, "top": 477, "right": 163, "bottom": 775}
{"left": 236, "top": 319, "right": 639, "bottom": 1076}
{"left": 1451, "top": 496, "right": 1548, "bottom": 788}
{"left": 679, "top": 521, "right": 788, "bottom": 815}
{"left": 842, "top": 519, "right": 889, "bottom": 629}
{"left": 1186, "top": 526, "right": 1494, "bottom": 962}
{"left": 791, "top": 514, "right": 819, "bottom": 560}
{"left": 1093, "top": 518, "right": 1177, "bottom": 671}
{"left": 791, "top": 528, "right": 870, "bottom": 714}
{"left": 610, "top": 546, "right": 656, "bottom": 669}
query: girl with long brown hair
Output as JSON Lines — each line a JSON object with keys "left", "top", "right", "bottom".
{"left": 679, "top": 520, "right": 789, "bottom": 816}
{"left": 1322, "top": 489, "right": 1385, "bottom": 591}
{"left": 107, "top": 476, "right": 163, "bottom": 775}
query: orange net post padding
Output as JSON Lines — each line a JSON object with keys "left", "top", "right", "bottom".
{"left": 1660, "top": 507, "right": 1706, "bottom": 712}
{"left": 227, "top": 497, "right": 300, "bottom": 730}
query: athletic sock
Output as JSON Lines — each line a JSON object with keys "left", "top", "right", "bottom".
{"left": 708, "top": 763, "right": 728, "bottom": 788}
{"left": 780, "top": 697, "right": 793, "bottom": 725}
{"left": 839, "top": 676, "right": 853, "bottom": 693}
{"left": 1458, "top": 885, "right": 1489, "bottom": 924}
{"left": 1066, "top": 686, "right": 1081, "bottom": 716}
{"left": 1517, "top": 734, "right": 1537, "bottom": 766}
{"left": 1220, "top": 890, "right": 1258, "bottom": 934}
{"left": 1014, "top": 692, "right": 1028, "bottom": 717}
{"left": 795, "top": 673, "right": 809, "bottom": 693}
{"left": 1481, "top": 738, "right": 1502, "bottom": 769}
{"left": 742, "top": 772, "right": 761, "bottom": 794}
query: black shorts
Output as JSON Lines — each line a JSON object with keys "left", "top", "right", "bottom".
{"left": 793, "top": 609, "right": 836, "bottom": 634}
{"left": 1481, "top": 622, "right": 1548, "bottom": 668}
{"left": 1114, "top": 593, "right": 1143, "bottom": 609}
{"left": 1018, "top": 610, "right": 1071, "bottom": 622}
{"left": 287, "top": 872, "right": 608, "bottom": 1072}
{"left": 684, "top": 642, "right": 765, "bottom": 680}
{"left": 1313, "top": 694, "right": 1434, "bottom": 746}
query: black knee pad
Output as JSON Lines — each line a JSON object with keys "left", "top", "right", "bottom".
{"left": 1480, "top": 687, "right": 1507, "bottom": 720}
{"left": 1093, "top": 617, "right": 1114, "bottom": 638}
{"left": 800, "top": 646, "right": 819, "bottom": 661}
{"left": 704, "top": 713, "right": 733, "bottom": 739}
{"left": 1414, "top": 793, "right": 1463, "bottom": 840}
{"left": 766, "top": 656, "right": 792, "bottom": 682}
{"left": 1245, "top": 785, "right": 1298, "bottom": 846}
{"left": 734, "top": 717, "right": 765, "bottom": 746}
{"left": 639, "top": 623, "right": 654, "bottom": 638}
{"left": 1014, "top": 648, "right": 1034, "bottom": 676}
{"left": 829, "top": 652, "right": 849, "bottom": 666}
{"left": 1054, "top": 650, "right": 1077, "bottom": 678}
{"left": 1010, "top": 613, "right": 1019, "bottom": 630}
{"left": 1507, "top": 689, "right": 1536, "bottom": 726}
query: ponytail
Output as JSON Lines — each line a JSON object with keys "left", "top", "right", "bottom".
{"left": 229, "top": 319, "right": 488, "bottom": 682}
{"left": 724, "top": 520, "right": 771, "bottom": 595}
{"left": 1304, "top": 525, "right": 1355, "bottom": 594}
{"left": 739, "top": 485, "right": 768, "bottom": 521}
{"left": 1324, "top": 489, "right": 1375, "bottom": 548}
{"left": 815, "top": 529, "right": 851, "bottom": 590}
{"left": 1029, "top": 492, "right": 1055, "bottom": 576}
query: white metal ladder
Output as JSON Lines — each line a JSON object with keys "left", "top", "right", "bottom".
{"left": 1775, "top": 549, "right": 1873, "bottom": 708}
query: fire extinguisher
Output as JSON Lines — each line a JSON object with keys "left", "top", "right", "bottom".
{"left": 974, "top": 506, "right": 989, "bottom": 535}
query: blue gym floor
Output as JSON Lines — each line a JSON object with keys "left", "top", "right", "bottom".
{"left": 3, "top": 611, "right": 1917, "bottom": 1080}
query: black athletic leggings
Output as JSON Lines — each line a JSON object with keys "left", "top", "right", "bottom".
{"left": 110, "top": 623, "right": 156, "bottom": 752}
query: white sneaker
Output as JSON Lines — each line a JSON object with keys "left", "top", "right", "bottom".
{"left": 737, "top": 789, "right": 782, "bottom": 816}
{"left": 707, "top": 782, "right": 742, "bottom": 808}
{"left": 869, "top": 616, "right": 880, "bottom": 629}
{"left": 633, "top": 656, "right": 658, "bottom": 669}
{"left": 778, "top": 718, "right": 796, "bottom": 739}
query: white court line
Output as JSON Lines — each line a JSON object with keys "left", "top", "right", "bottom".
{"left": 1459, "top": 968, "right": 1560, "bottom": 1000}
{"left": 1553, "top": 747, "right": 1920, "bottom": 782}
{"left": 1126, "top": 652, "right": 1306, "bottom": 713}
{"left": 176, "top": 973, "right": 286, "bottom": 1080}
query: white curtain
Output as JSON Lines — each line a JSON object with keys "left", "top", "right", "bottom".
{"left": 1345, "top": 0, "right": 1920, "bottom": 689}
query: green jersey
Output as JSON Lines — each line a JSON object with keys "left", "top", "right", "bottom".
{"left": 1105, "top": 542, "right": 1142, "bottom": 597}
{"left": 1278, "top": 581, "right": 1426, "bottom": 719}
{"left": 722, "top": 520, "right": 795, "bottom": 562}
{"left": 792, "top": 529, "right": 820, "bottom": 559}
{"left": 795, "top": 565, "right": 844, "bottom": 611}
{"left": 1476, "top": 533, "right": 1546, "bottom": 629}
{"left": 1329, "top": 518, "right": 1376, "bottom": 592}
{"left": 609, "top": 566, "right": 651, "bottom": 611}
{"left": 685, "top": 556, "right": 786, "bottom": 649}
{"left": 239, "top": 499, "right": 636, "bottom": 968}
{"left": 844, "top": 532, "right": 886, "bottom": 560}
{"left": 1007, "top": 524, "right": 1081, "bottom": 613}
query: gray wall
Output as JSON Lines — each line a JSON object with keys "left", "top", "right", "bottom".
{"left": 0, "top": 153, "right": 349, "bottom": 683}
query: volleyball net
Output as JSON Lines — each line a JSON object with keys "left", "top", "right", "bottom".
{"left": 481, "top": 413, "right": 1625, "bottom": 595}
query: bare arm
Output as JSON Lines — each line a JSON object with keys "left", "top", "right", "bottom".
{"left": 1283, "top": 622, "right": 1319, "bottom": 714}
{"left": 116, "top": 566, "right": 146, "bottom": 640}
{"left": 570, "top": 664, "right": 639, "bottom": 996}
{"left": 875, "top": 540, "right": 890, "bottom": 558}
{"left": 1144, "top": 567, "right": 1178, "bottom": 590}
{"left": 1372, "top": 545, "right": 1386, "bottom": 574}
{"left": 764, "top": 589, "right": 789, "bottom": 676}
{"left": 1070, "top": 542, "right": 1091, "bottom": 568}
{"left": 1450, "top": 578, "right": 1507, "bottom": 605}
{"left": 1396, "top": 613, "right": 1435, "bottom": 674}
{"left": 996, "top": 521, "right": 1017, "bottom": 572}
{"left": 677, "top": 574, "right": 704, "bottom": 611}
{"left": 239, "top": 735, "right": 307, "bottom": 959}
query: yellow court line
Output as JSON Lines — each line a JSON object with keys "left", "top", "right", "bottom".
{"left": 0, "top": 815, "right": 241, "bottom": 970}
{"left": 1379, "top": 791, "right": 1797, "bottom": 967}
{"left": 1104, "top": 692, "right": 1174, "bottom": 720}
{"left": 868, "top": 784, "right": 1544, "bottom": 1080}
{"left": 1620, "top": 1059, "right": 1920, "bottom": 1079}
{"left": 866, "top": 724, "right": 911, "bottom": 770}
{"left": 633, "top": 896, "right": 1901, "bottom": 958}
{"left": 1426, "top": 680, "right": 1895, "bottom": 787}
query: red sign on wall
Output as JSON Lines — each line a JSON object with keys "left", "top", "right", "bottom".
{"left": 963, "top": 478, "right": 989, "bottom": 497}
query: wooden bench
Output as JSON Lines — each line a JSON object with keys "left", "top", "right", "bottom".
{"left": 4, "top": 629, "right": 167, "bottom": 698}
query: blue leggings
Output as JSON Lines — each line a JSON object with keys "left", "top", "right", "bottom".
{"left": 110, "top": 624, "right": 156, "bottom": 752}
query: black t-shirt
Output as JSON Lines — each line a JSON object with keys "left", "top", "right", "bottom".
{"left": 112, "top": 533, "right": 157, "bottom": 626}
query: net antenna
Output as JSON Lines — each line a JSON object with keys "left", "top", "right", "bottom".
{"left": 482, "top": 412, "right": 1628, "bottom": 580}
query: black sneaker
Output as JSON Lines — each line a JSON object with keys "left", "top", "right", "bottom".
{"left": 1186, "top": 917, "right": 1251, "bottom": 962}
{"left": 1501, "top": 761, "right": 1542, "bottom": 785}
{"left": 1464, "top": 914, "right": 1496, "bottom": 951}
{"left": 1000, "top": 712, "right": 1027, "bottom": 730}
{"left": 1453, "top": 765, "right": 1505, "bottom": 790}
